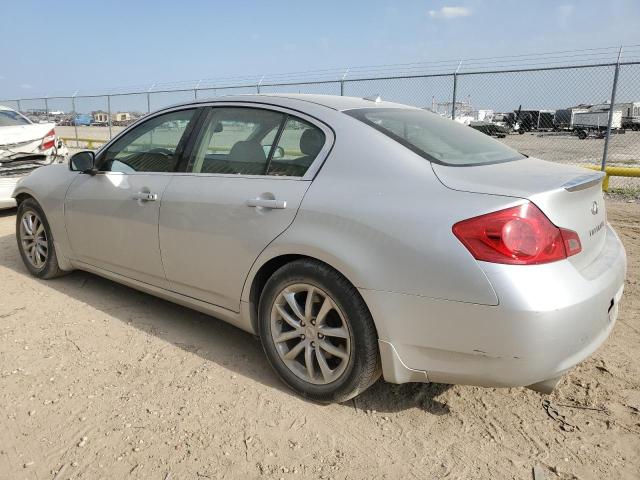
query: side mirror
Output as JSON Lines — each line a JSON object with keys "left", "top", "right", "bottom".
{"left": 272, "top": 146, "right": 285, "bottom": 160}
{"left": 69, "top": 151, "right": 96, "bottom": 174}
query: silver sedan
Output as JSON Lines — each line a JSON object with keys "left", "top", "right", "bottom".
{"left": 13, "top": 95, "right": 626, "bottom": 403}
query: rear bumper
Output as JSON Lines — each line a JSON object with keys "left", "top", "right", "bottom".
{"left": 363, "top": 224, "right": 626, "bottom": 389}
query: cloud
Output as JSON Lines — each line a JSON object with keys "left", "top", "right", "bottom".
{"left": 428, "top": 6, "right": 472, "bottom": 19}
{"left": 20, "top": 83, "right": 32, "bottom": 89}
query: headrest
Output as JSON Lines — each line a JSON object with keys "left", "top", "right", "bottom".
{"left": 299, "top": 128, "right": 324, "bottom": 156}
{"left": 229, "top": 140, "right": 266, "bottom": 163}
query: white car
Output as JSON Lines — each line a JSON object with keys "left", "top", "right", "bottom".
{"left": 0, "top": 105, "right": 68, "bottom": 209}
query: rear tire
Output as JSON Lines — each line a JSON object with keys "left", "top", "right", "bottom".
{"left": 258, "top": 259, "right": 381, "bottom": 403}
{"left": 16, "top": 198, "right": 66, "bottom": 279}
{"left": 577, "top": 129, "right": 588, "bottom": 140}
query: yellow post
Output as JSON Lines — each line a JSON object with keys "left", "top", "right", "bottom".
{"left": 581, "top": 164, "right": 640, "bottom": 191}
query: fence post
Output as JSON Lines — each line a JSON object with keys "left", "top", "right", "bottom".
{"left": 340, "top": 68, "right": 349, "bottom": 96}
{"left": 257, "top": 75, "right": 264, "bottom": 94}
{"left": 451, "top": 74, "right": 458, "bottom": 120}
{"left": 451, "top": 60, "right": 463, "bottom": 120}
{"left": 17, "top": 99, "right": 22, "bottom": 113}
{"left": 602, "top": 46, "right": 623, "bottom": 172}
{"left": 44, "top": 97, "right": 49, "bottom": 120}
{"left": 71, "top": 92, "right": 79, "bottom": 148}
{"left": 194, "top": 79, "right": 201, "bottom": 100}
{"left": 146, "top": 83, "right": 155, "bottom": 114}
{"left": 107, "top": 95, "right": 113, "bottom": 139}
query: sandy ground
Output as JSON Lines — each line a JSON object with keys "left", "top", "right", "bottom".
{"left": 0, "top": 200, "right": 639, "bottom": 480}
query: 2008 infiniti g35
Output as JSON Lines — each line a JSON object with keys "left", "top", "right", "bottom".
{"left": 13, "top": 94, "right": 626, "bottom": 403}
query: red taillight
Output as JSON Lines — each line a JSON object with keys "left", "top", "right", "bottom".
{"left": 41, "top": 129, "right": 56, "bottom": 150}
{"left": 452, "top": 202, "right": 581, "bottom": 265}
{"left": 560, "top": 228, "right": 582, "bottom": 257}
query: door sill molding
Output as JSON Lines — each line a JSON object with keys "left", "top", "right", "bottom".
{"left": 72, "top": 260, "right": 254, "bottom": 333}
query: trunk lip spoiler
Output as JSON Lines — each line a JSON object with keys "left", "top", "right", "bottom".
{"left": 563, "top": 171, "right": 605, "bottom": 192}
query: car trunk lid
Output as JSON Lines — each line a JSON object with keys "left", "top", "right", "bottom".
{"left": 0, "top": 123, "right": 56, "bottom": 172}
{"left": 0, "top": 123, "right": 55, "bottom": 146}
{"left": 432, "top": 158, "right": 607, "bottom": 269}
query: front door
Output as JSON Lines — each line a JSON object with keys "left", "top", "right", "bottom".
{"left": 64, "top": 108, "right": 199, "bottom": 287}
{"left": 159, "top": 106, "right": 331, "bottom": 311}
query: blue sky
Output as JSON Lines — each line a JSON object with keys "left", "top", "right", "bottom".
{"left": 1, "top": 0, "right": 639, "bottom": 100}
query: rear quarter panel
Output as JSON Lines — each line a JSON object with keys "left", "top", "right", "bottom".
{"left": 243, "top": 114, "right": 526, "bottom": 337}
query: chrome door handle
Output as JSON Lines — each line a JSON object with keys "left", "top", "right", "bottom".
{"left": 246, "top": 198, "right": 286, "bottom": 209}
{"left": 133, "top": 192, "right": 158, "bottom": 202}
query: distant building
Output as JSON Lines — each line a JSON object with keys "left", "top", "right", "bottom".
{"left": 92, "top": 111, "right": 109, "bottom": 124}
{"left": 113, "top": 112, "right": 131, "bottom": 122}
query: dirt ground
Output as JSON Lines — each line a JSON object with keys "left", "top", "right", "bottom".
{"left": 0, "top": 200, "right": 638, "bottom": 480}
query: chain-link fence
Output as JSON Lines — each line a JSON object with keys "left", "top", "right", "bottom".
{"left": 3, "top": 52, "right": 640, "bottom": 192}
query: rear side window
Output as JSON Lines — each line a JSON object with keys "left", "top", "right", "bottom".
{"left": 267, "top": 117, "right": 326, "bottom": 177}
{"left": 345, "top": 108, "right": 524, "bottom": 166}
{"left": 189, "top": 107, "right": 325, "bottom": 177}
{"left": 0, "top": 110, "right": 31, "bottom": 126}
{"left": 190, "top": 107, "right": 285, "bottom": 176}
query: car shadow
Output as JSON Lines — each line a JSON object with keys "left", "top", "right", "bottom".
{"left": 0, "top": 207, "right": 17, "bottom": 218}
{"left": 0, "top": 228, "right": 451, "bottom": 415}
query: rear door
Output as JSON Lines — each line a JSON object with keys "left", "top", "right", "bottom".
{"left": 64, "top": 108, "right": 200, "bottom": 287}
{"left": 159, "top": 105, "right": 333, "bottom": 311}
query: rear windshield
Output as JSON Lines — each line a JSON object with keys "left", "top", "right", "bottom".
{"left": 0, "top": 110, "right": 31, "bottom": 127}
{"left": 345, "top": 108, "right": 524, "bottom": 166}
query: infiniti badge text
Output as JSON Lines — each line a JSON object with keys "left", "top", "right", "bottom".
{"left": 589, "top": 220, "right": 605, "bottom": 237}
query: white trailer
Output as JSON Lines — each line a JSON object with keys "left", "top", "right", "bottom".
{"left": 572, "top": 110, "right": 622, "bottom": 139}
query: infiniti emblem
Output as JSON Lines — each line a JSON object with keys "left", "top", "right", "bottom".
{"left": 591, "top": 201, "right": 599, "bottom": 215}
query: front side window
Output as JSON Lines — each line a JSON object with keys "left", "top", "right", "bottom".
{"left": 100, "top": 109, "right": 195, "bottom": 173}
{"left": 346, "top": 108, "right": 525, "bottom": 166}
{"left": 0, "top": 109, "right": 31, "bottom": 126}
{"left": 189, "top": 107, "right": 326, "bottom": 177}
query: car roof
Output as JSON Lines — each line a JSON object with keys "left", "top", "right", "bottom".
{"left": 180, "top": 94, "right": 417, "bottom": 112}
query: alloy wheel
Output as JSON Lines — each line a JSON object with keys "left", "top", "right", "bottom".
{"left": 270, "top": 283, "right": 352, "bottom": 385}
{"left": 19, "top": 210, "right": 48, "bottom": 269}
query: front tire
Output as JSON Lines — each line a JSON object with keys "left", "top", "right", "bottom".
{"left": 258, "top": 260, "right": 381, "bottom": 403}
{"left": 16, "top": 198, "right": 65, "bottom": 279}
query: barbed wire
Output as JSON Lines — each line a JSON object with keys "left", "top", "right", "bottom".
{"left": 2, "top": 44, "right": 640, "bottom": 100}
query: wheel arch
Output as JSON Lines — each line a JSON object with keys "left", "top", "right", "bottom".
{"left": 13, "top": 186, "right": 74, "bottom": 272}
{"left": 14, "top": 191, "right": 35, "bottom": 206}
{"left": 243, "top": 249, "right": 370, "bottom": 337}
